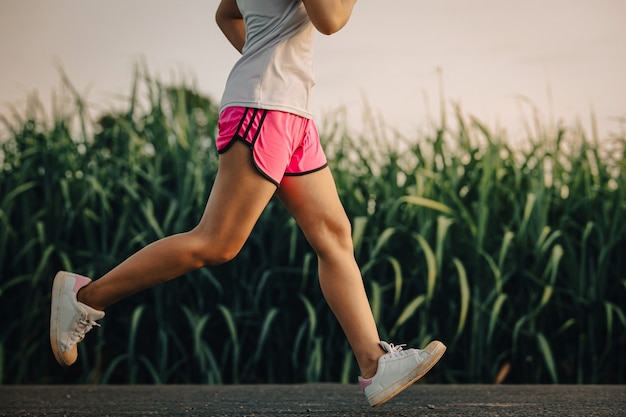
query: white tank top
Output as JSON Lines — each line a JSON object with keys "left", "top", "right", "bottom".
{"left": 219, "top": 0, "right": 316, "bottom": 119}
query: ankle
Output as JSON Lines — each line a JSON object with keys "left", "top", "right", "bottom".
{"left": 76, "top": 286, "right": 86, "bottom": 303}
{"left": 359, "top": 344, "right": 386, "bottom": 379}
{"left": 76, "top": 284, "right": 100, "bottom": 310}
{"left": 360, "top": 363, "right": 378, "bottom": 380}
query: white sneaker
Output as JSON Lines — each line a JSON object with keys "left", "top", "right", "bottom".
{"left": 358, "top": 340, "right": 446, "bottom": 407}
{"left": 50, "top": 271, "right": 105, "bottom": 367}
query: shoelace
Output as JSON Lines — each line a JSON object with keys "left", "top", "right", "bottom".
{"left": 386, "top": 343, "right": 408, "bottom": 357}
{"left": 68, "top": 316, "right": 101, "bottom": 346}
{"left": 387, "top": 343, "right": 406, "bottom": 351}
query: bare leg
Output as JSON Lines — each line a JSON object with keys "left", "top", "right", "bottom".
{"left": 277, "top": 168, "right": 383, "bottom": 378}
{"left": 78, "top": 142, "right": 278, "bottom": 310}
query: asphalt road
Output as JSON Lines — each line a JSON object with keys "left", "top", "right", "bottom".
{"left": 1, "top": 384, "right": 624, "bottom": 417}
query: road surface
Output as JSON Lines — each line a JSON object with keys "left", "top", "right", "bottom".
{"left": 1, "top": 384, "right": 624, "bottom": 416}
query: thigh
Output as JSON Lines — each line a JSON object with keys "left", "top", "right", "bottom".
{"left": 194, "top": 141, "right": 278, "bottom": 248}
{"left": 276, "top": 167, "right": 352, "bottom": 256}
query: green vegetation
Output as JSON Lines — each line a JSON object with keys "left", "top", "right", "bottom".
{"left": 1, "top": 69, "right": 624, "bottom": 384}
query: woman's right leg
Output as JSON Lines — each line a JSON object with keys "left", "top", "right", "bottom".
{"left": 276, "top": 168, "right": 384, "bottom": 379}
{"left": 77, "top": 141, "right": 278, "bottom": 310}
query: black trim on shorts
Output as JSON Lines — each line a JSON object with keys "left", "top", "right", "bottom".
{"left": 217, "top": 107, "right": 278, "bottom": 186}
{"left": 283, "top": 163, "right": 329, "bottom": 177}
{"left": 217, "top": 108, "right": 270, "bottom": 154}
{"left": 250, "top": 109, "right": 268, "bottom": 146}
{"left": 252, "top": 159, "right": 280, "bottom": 187}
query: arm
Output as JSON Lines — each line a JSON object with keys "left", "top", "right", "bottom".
{"left": 302, "top": 0, "right": 357, "bottom": 35}
{"left": 216, "top": 0, "right": 246, "bottom": 53}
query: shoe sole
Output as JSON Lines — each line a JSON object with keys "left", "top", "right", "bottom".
{"left": 50, "top": 271, "right": 75, "bottom": 367}
{"left": 368, "top": 340, "right": 447, "bottom": 407}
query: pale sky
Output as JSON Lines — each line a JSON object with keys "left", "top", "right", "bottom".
{"left": 1, "top": 0, "right": 625, "bottom": 141}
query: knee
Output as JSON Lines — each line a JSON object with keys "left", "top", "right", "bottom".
{"left": 312, "top": 216, "right": 354, "bottom": 259}
{"left": 202, "top": 247, "right": 240, "bottom": 266}
{"left": 186, "top": 230, "right": 243, "bottom": 267}
{"left": 334, "top": 217, "right": 354, "bottom": 249}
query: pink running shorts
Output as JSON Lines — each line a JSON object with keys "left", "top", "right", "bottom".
{"left": 216, "top": 107, "right": 328, "bottom": 185}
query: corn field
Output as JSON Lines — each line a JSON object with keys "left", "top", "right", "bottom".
{"left": 1, "top": 69, "right": 625, "bottom": 385}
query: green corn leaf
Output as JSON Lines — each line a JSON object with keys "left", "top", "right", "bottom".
{"left": 254, "top": 308, "right": 279, "bottom": 361}
{"left": 390, "top": 294, "right": 426, "bottom": 337}
{"left": 537, "top": 333, "right": 558, "bottom": 383}
{"left": 415, "top": 234, "right": 437, "bottom": 301}
{"left": 453, "top": 257, "right": 470, "bottom": 341}
{"left": 488, "top": 293, "right": 507, "bottom": 344}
